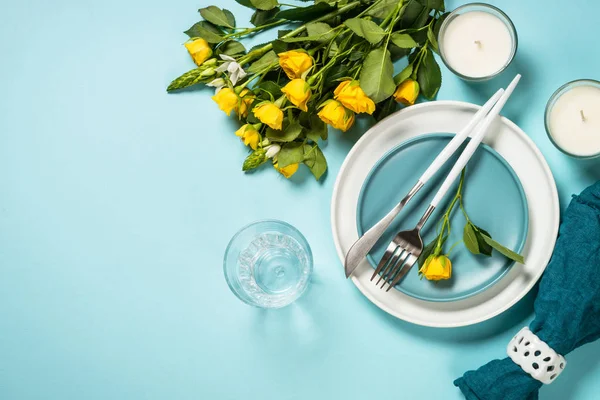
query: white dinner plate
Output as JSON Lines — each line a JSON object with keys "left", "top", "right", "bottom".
{"left": 331, "top": 101, "right": 560, "bottom": 328}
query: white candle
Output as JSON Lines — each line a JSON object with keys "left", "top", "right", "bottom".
{"left": 547, "top": 83, "right": 600, "bottom": 157}
{"left": 439, "top": 5, "right": 516, "bottom": 80}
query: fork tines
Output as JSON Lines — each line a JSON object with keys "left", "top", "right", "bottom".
{"left": 371, "top": 244, "right": 416, "bottom": 291}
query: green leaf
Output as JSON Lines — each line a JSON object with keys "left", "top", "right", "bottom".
{"left": 255, "top": 80, "right": 282, "bottom": 99}
{"left": 464, "top": 223, "right": 480, "bottom": 255}
{"left": 243, "top": 149, "right": 267, "bottom": 171}
{"left": 306, "top": 131, "right": 321, "bottom": 143}
{"left": 473, "top": 226, "right": 493, "bottom": 257}
{"left": 248, "top": 50, "right": 278, "bottom": 74}
{"left": 250, "top": 8, "right": 280, "bottom": 26}
{"left": 373, "top": 97, "right": 398, "bottom": 122}
{"left": 199, "top": 6, "right": 234, "bottom": 28}
{"left": 325, "top": 64, "right": 350, "bottom": 83}
{"left": 394, "top": 63, "right": 414, "bottom": 84}
{"left": 433, "top": 12, "right": 450, "bottom": 39}
{"left": 184, "top": 21, "right": 223, "bottom": 43}
{"left": 216, "top": 40, "right": 246, "bottom": 57}
{"left": 303, "top": 145, "right": 327, "bottom": 180}
{"left": 167, "top": 68, "right": 205, "bottom": 92}
{"left": 416, "top": 0, "right": 444, "bottom": 11}
{"left": 399, "top": 0, "right": 425, "bottom": 28}
{"left": 276, "top": 3, "right": 333, "bottom": 22}
{"left": 389, "top": 44, "right": 411, "bottom": 62}
{"left": 359, "top": 47, "right": 396, "bottom": 103}
{"left": 306, "top": 22, "right": 336, "bottom": 41}
{"left": 344, "top": 18, "right": 386, "bottom": 44}
{"left": 427, "top": 27, "right": 439, "bottom": 52}
{"left": 266, "top": 122, "right": 303, "bottom": 142}
{"left": 281, "top": 22, "right": 336, "bottom": 43}
{"left": 235, "top": 0, "right": 255, "bottom": 8}
{"left": 417, "top": 238, "right": 439, "bottom": 269}
{"left": 271, "top": 39, "right": 288, "bottom": 54}
{"left": 417, "top": 50, "right": 442, "bottom": 99}
{"left": 277, "top": 142, "right": 305, "bottom": 167}
{"left": 300, "top": 113, "right": 328, "bottom": 141}
{"left": 367, "top": 0, "right": 399, "bottom": 19}
{"left": 481, "top": 234, "right": 525, "bottom": 264}
{"left": 250, "top": 0, "right": 279, "bottom": 11}
{"left": 391, "top": 33, "right": 418, "bottom": 48}
{"left": 223, "top": 9, "right": 236, "bottom": 27}
{"left": 348, "top": 51, "right": 365, "bottom": 61}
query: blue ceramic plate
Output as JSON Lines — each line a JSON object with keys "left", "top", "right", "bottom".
{"left": 357, "top": 134, "right": 528, "bottom": 302}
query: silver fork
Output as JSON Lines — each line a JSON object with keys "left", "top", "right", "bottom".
{"left": 373, "top": 74, "right": 521, "bottom": 291}
{"left": 372, "top": 205, "right": 435, "bottom": 291}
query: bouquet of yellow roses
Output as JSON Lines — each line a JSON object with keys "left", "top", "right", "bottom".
{"left": 168, "top": 0, "right": 446, "bottom": 180}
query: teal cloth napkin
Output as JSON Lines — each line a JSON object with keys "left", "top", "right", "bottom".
{"left": 454, "top": 181, "right": 600, "bottom": 400}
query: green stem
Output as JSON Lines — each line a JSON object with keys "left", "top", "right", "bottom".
{"left": 434, "top": 169, "right": 466, "bottom": 251}
{"left": 224, "top": 19, "right": 288, "bottom": 40}
{"left": 308, "top": 44, "right": 358, "bottom": 85}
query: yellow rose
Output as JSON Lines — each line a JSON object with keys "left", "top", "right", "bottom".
{"left": 235, "top": 124, "right": 260, "bottom": 150}
{"left": 253, "top": 102, "right": 284, "bottom": 130}
{"left": 333, "top": 80, "right": 376, "bottom": 115}
{"left": 238, "top": 89, "right": 254, "bottom": 118}
{"left": 184, "top": 38, "right": 212, "bottom": 66}
{"left": 281, "top": 79, "right": 311, "bottom": 111}
{"left": 278, "top": 50, "right": 313, "bottom": 79}
{"left": 394, "top": 79, "right": 420, "bottom": 106}
{"left": 212, "top": 88, "right": 254, "bottom": 117}
{"left": 419, "top": 255, "right": 452, "bottom": 281}
{"left": 274, "top": 161, "right": 299, "bottom": 178}
{"left": 317, "top": 100, "right": 355, "bottom": 132}
{"left": 212, "top": 88, "right": 238, "bottom": 116}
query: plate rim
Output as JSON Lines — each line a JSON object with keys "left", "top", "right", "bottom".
{"left": 355, "top": 133, "right": 530, "bottom": 302}
{"left": 331, "top": 100, "right": 560, "bottom": 328}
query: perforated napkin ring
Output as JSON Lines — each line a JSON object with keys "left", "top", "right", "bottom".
{"left": 507, "top": 327, "right": 566, "bottom": 384}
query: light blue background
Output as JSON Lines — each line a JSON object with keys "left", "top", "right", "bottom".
{"left": 1, "top": 0, "right": 599, "bottom": 399}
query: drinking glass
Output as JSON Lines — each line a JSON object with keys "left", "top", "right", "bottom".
{"left": 223, "top": 220, "right": 313, "bottom": 308}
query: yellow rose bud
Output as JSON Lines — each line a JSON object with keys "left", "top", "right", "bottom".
{"left": 235, "top": 124, "right": 261, "bottom": 150}
{"left": 281, "top": 79, "right": 312, "bottom": 111}
{"left": 253, "top": 102, "right": 284, "bottom": 130}
{"left": 419, "top": 255, "right": 452, "bottom": 281}
{"left": 212, "top": 87, "right": 239, "bottom": 116}
{"left": 394, "top": 79, "right": 420, "bottom": 106}
{"left": 212, "top": 88, "right": 254, "bottom": 117}
{"left": 317, "top": 100, "right": 355, "bottom": 132}
{"left": 184, "top": 38, "right": 212, "bottom": 66}
{"left": 278, "top": 50, "right": 313, "bottom": 79}
{"left": 333, "top": 80, "right": 376, "bottom": 115}
{"left": 274, "top": 161, "right": 299, "bottom": 179}
{"left": 238, "top": 89, "right": 254, "bottom": 118}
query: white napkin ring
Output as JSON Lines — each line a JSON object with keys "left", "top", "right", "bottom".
{"left": 507, "top": 327, "right": 566, "bottom": 384}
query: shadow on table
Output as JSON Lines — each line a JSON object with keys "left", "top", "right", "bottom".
{"left": 247, "top": 272, "right": 329, "bottom": 351}
{"left": 455, "top": 52, "right": 536, "bottom": 128}
{"left": 540, "top": 340, "right": 600, "bottom": 399}
{"left": 353, "top": 282, "right": 538, "bottom": 344}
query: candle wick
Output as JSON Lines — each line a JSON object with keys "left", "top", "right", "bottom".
{"left": 581, "top": 110, "right": 587, "bottom": 122}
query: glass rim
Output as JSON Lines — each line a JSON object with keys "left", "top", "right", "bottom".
{"left": 438, "top": 2, "right": 519, "bottom": 82}
{"left": 222, "top": 219, "right": 314, "bottom": 303}
{"left": 544, "top": 79, "right": 600, "bottom": 159}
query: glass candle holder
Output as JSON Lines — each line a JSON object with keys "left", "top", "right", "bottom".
{"left": 223, "top": 220, "right": 313, "bottom": 308}
{"left": 545, "top": 79, "right": 600, "bottom": 159}
{"left": 438, "top": 3, "right": 518, "bottom": 81}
